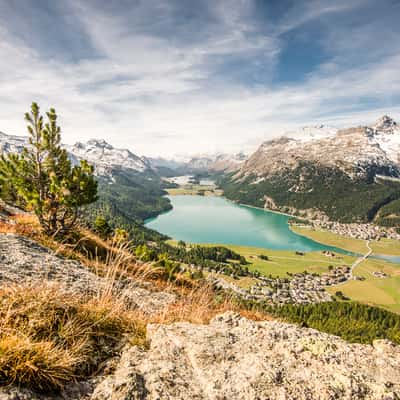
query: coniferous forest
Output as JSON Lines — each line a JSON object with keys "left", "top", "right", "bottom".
{"left": 261, "top": 301, "right": 400, "bottom": 345}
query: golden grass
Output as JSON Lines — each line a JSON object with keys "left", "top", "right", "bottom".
{"left": 149, "top": 284, "right": 270, "bottom": 325}
{"left": 0, "top": 283, "right": 147, "bottom": 391}
{"left": 0, "top": 335, "right": 78, "bottom": 392}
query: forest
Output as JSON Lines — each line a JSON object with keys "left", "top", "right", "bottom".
{"left": 134, "top": 241, "right": 250, "bottom": 278}
{"left": 261, "top": 301, "right": 400, "bottom": 344}
{"left": 82, "top": 166, "right": 174, "bottom": 243}
{"left": 219, "top": 162, "right": 400, "bottom": 227}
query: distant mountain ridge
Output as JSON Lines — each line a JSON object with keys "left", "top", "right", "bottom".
{"left": 0, "top": 131, "right": 27, "bottom": 155}
{"left": 238, "top": 116, "right": 400, "bottom": 181}
{"left": 221, "top": 116, "right": 400, "bottom": 226}
{"left": 0, "top": 131, "right": 246, "bottom": 177}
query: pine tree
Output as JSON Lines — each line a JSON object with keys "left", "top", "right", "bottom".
{"left": 0, "top": 102, "right": 98, "bottom": 235}
{"left": 94, "top": 215, "right": 112, "bottom": 238}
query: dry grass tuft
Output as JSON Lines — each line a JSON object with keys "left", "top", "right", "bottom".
{"left": 0, "top": 214, "right": 40, "bottom": 236}
{"left": 0, "top": 221, "right": 15, "bottom": 233}
{"left": 152, "top": 285, "right": 233, "bottom": 325}
{"left": 0, "top": 335, "right": 78, "bottom": 392}
{"left": 0, "top": 284, "right": 146, "bottom": 391}
{"left": 150, "top": 284, "right": 271, "bottom": 326}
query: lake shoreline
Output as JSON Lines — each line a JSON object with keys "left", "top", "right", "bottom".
{"left": 237, "top": 202, "right": 295, "bottom": 218}
{"left": 146, "top": 195, "right": 354, "bottom": 255}
{"left": 150, "top": 190, "right": 399, "bottom": 263}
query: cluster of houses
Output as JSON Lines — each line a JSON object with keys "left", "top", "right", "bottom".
{"left": 372, "top": 271, "right": 388, "bottom": 278}
{"left": 311, "top": 220, "right": 400, "bottom": 241}
{"left": 211, "top": 265, "right": 352, "bottom": 305}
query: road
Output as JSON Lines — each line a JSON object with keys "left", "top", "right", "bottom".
{"left": 333, "top": 241, "right": 372, "bottom": 288}
{"left": 348, "top": 240, "right": 372, "bottom": 279}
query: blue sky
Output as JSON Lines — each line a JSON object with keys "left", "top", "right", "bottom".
{"left": 0, "top": 0, "right": 399, "bottom": 156}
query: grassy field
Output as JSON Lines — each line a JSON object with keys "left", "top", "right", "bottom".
{"left": 166, "top": 185, "right": 223, "bottom": 196}
{"left": 327, "top": 258, "right": 400, "bottom": 313}
{"left": 370, "top": 238, "right": 400, "bottom": 256}
{"left": 291, "top": 225, "right": 400, "bottom": 256}
{"left": 223, "top": 244, "right": 355, "bottom": 277}
{"left": 168, "top": 240, "right": 356, "bottom": 278}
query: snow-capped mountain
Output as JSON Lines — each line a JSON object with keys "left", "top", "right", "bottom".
{"left": 66, "top": 139, "right": 152, "bottom": 174}
{"left": 147, "top": 157, "right": 185, "bottom": 171}
{"left": 0, "top": 131, "right": 28, "bottom": 155}
{"left": 207, "top": 152, "right": 247, "bottom": 172}
{"left": 183, "top": 152, "right": 247, "bottom": 173}
{"left": 221, "top": 115, "right": 400, "bottom": 225}
{"left": 148, "top": 152, "right": 247, "bottom": 174}
{"left": 237, "top": 116, "right": 400, "bottom": 181}
{"left": 0, "top": 132, "right": 153, "bottom": 176}
{"left": 367, "top": 115, "right": 400, "bottom": 166}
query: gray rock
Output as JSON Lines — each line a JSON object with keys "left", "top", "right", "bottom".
{"left": 92, "top": 311, "right": 400, "bottom": 400}
{"left": 0, "top": 233, "right": 175, "bottom": 314}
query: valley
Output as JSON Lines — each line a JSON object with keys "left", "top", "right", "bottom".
{"left": 2, "top": 119, "right": 399, "bottom": 316}
{"left": 149, "top": 192, "right": 400, "bottom": 313}
{"left": 164, "top": 175, "right": 222, "bottom": 196}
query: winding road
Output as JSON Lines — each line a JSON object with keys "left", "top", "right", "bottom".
{"left": 348, "top": 240, "right": 372, "bottom": 279}
{"left": 333, "top": 241, "right": 372, "bottom": 288}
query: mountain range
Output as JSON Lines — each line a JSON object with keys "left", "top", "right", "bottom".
{"left": 0, "top": 132, "right": 246, "bottom": 177}
{"left": 1, "top": 115, "right": 400, "bottom": 228}
{"left": 0, "top": 132, "right": 154, "bottom": 177}
{"left": 0, "top": 131, "right": 172, "bottom": 242}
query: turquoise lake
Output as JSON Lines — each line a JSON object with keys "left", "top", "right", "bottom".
{"left": 146, "top": 195, "right": 351, "bottom": 253}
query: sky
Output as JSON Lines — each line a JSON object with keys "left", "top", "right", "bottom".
{"left": 0, "top": 0, "right": 400, "bottom": 157}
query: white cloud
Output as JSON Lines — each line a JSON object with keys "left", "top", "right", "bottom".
{"left": 0, "top": 0, "right": 399, "bottom": 157}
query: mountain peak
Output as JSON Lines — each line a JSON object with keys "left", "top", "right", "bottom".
{"left": 372, "top": 115, "right": 397, "bottom": 131}
{"left": 86, "top": 138, "right": 113, "bottom": 149}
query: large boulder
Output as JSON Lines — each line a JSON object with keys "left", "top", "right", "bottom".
{"left": 92, "top": 312, "right": 400, "bottom": 400}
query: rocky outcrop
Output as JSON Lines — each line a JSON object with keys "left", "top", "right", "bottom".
{"left": 0, "top": 233, "right": 175, "bottom": 314}
{"left": 92, "top": 312, "right": 400, "bottom": 400}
